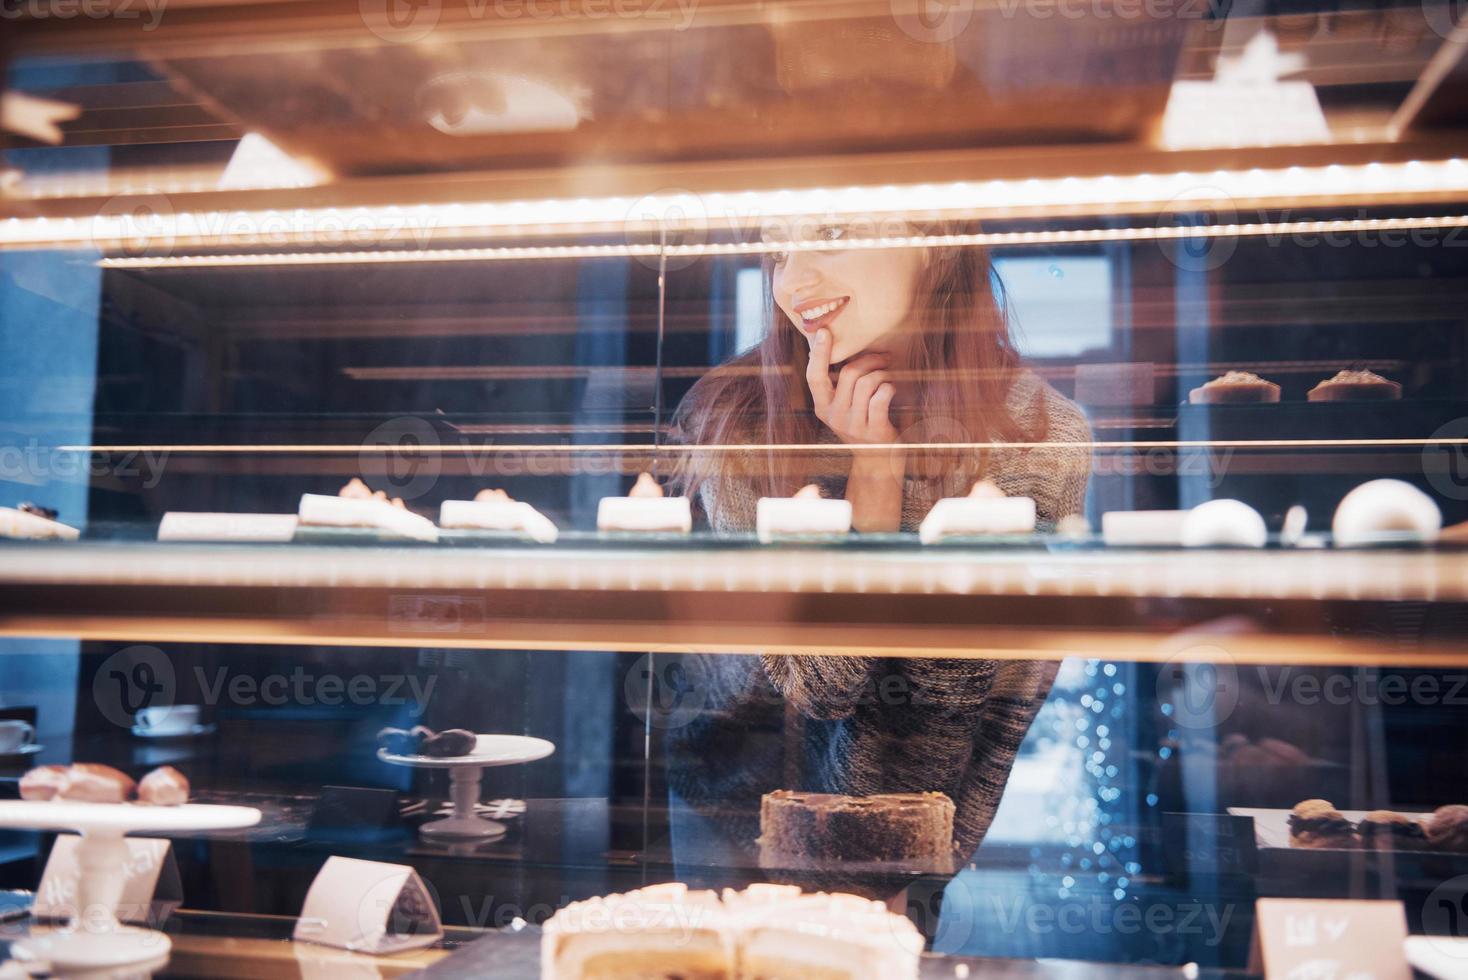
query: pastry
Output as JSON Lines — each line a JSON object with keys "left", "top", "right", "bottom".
{"left": 1357, "top": 810, "right": 1427, "bottom": 850}
{"left": 297, "top": 478, "right": 438, "bottom": 542}
{"left": 596, "top": 472, "right": 692, "bottom": 533}
{"left": 1308, "top": 369, "right": 1402, "bottom": 402}
{"left": 56, "top": 764, "right": 137, "bottom": 804}
{"left": 158, "top": 513, "right": 299, "bottom": 542}
{"left": 376, "top": 726, "right": 421, "bottom": 755}
{"left": 1188, "top": 371, "right": 1280, "bottom": 405}
{"left": 137, "top": 766, "right": 190, "bottom": 806}
{"left": 758, "top": 790, "right": 956, "bottom": 873}
{"left": 19, "top": 765, "right": 69, "bottom": 802}
{"left": 1331, "top": 479, "right": 1441, "bottom": 547}
{"left": 1426, "top": 805, "right": 1468, "bottom": 852}
{"left": 1180, "top": 499, "right": 1267, "bottom": 548}
{"left": 0, "top": 505, "right": 79, "bottom": 540}
{"left": 419, "top": 728, "right": 476, "bottom": 758}
{"left": 17, "top": 503, "right": 57, "bottom": 520}
{"left": 540, "top": 882, "right": 921, "bottom": 980}
{"left": 756, "top": 484, "right": 853, "bottom": 544}
{"left": 918, "top": 480, "right": 1036, "bottom": 543}
{"left": 1101, "top": 510, "right": 1188, "bottom": 547}
{"left": 1288, "top": 799, "right": 1357, "bottom": 849}
{"left": 438, "top": 488, "right": 559, "bottom": 543}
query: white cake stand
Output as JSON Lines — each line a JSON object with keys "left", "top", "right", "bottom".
{"left": 378, "top": 734, "right": 554, "bottom": 841}
{"left": 0, "top": 800, "right": 261, "bottom": 974}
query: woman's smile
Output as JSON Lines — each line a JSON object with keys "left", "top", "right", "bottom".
{"left": 793, "top": 295, "right": 851, "bottom": 333}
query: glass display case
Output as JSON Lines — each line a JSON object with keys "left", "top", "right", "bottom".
{"left": 2, "top": 1, "right": 1468, "bottom": 976}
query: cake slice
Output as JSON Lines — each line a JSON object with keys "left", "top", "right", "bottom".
{"left": 297, "top": 478, "right": 438, "bottom": 542}
{"left": 1188, "top": 371, "right": 1280, "bottom": 405}
{"left": 756, "top": 484, "right": 852, "bottom": 544}
{"left": 541, "top": 883, "right": 732, "bottom": 980}
{"left": 1308, "top": 369, "right": 1401, "bottom": 402}
{"left": 439, "top": 488, "right": 559, "bottom": 543}
{"left": 918, "top": 479, "right": 1036, "bottom": 543}
{"left": 596, "top": 473, "right": 692, "bottom": 533}
{"left": 0, "top": 504, "right": 79, "bottom": 540}
{"left": 727, "top": 887, "right": 922, "bottom": 980}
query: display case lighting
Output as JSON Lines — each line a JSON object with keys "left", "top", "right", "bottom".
{"left": 0, "top": 158, "right": 1461, "bottom": 255}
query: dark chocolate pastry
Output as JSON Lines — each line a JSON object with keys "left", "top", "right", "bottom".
{"left": 17, "top": 502, "right": 57, "bottom": 520}
{"left": 1426, "top": 805, "right": 1468, "bottom": 853}
{"left": 1288, "top": 799, "right": 1357, "bottom": 849}
{"left": 418, "top": 728, "right": 476, "bottom": 758}
{"left": 1357, "top": 810, "right": 1427, "bottom": 850}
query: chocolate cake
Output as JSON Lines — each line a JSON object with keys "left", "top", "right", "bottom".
{"left": 1357, "top": 810, "right": 1427, "bottom": 850}
{"left": 1308, "top": 369, "right": 1401, "bottom": 402}
{"left": 758, "top": 790, "right": 956, "bottom": 873}
{"left": 1288, "top": 798, "right": 1357, "bottom": 849}
{"left": 1188, "top": 371, "right": 1281, "bottom": 405}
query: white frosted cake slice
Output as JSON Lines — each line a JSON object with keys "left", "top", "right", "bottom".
{"left": 756, "top": 484, "right": 852, "bottom": 544}
{"left": 0, "top": 505, "right": 78, "bottom": 540}
{"left": 541, "top": 883, "right": 732, "bottom": 980}
{"left": 158, "top": 512, "right": 299, "bottom": 542}
{"left": 726, "top": 887, "right": 922, "bottom": 980}
{"left": 597, "top": 472, "right": 692, "bottom": 533}
{"left": 918, "top": 479, "right": 1036, "bottom": 543}
{"left": 298, "top": 478, "right": 438, "bottom": 542}
{"left": 1101, "top": 510, "right": 1189, "bottom": 547}
{"left": 439, "top": 488, "right": 558, "bottom": 543}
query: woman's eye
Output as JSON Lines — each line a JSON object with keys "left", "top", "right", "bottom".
{"left": 817, "top": 225, "right": 846, "bottom": 242}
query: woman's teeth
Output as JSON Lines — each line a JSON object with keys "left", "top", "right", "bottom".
{"left": 800, "top": 299, "right": 844, "bottom": 322}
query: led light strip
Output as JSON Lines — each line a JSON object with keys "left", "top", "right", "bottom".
{"left": 94, "top": 213, "right": 1468, "bottom": 268}
{"left": 56, "top": 438, "right": 1468, "bottom": 453}
{"left": 0, "top": 158, "right": 1455, "bottom": 256}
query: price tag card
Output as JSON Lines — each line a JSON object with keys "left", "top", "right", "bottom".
{"left": 293, "top": 856, "right": 441, "bottom": 956}
{"left": 1254, "top": 898, "right": 1410, "bottom": 980}
{"left": 1163, "top": 812, "right": 1259, "bottom": 875}
{"left": 33, "top": 835, "right": 180, "bottom": 925}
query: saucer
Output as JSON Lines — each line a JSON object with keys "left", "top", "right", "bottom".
{"left": 131, "top": 723, "right": 216, "bottom": 740}
{"left": 0, "top": 744, "right": 43, "bottom": 760}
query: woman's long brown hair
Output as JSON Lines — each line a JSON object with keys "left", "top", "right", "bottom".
{"left": 667, "top": 232, "right": 1034, "bottom": 512}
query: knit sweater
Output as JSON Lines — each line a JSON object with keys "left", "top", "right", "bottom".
{"left": 663, "top": 370, "right": 1092, "bottom": 868}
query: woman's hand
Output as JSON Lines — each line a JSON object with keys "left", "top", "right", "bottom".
{"left": 805, "top": 328, "right": 898, "bottom": 445}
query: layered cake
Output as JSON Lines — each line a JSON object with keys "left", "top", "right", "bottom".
{"left": 297, "top": 478, "right": 438, "bottom": 542}
{"left": 1358, "top": 810, "right": 1427, "bottom": 850}
{"left": 1308, "top": 369, "right": 1401, "bottom": 402}
{"left": 540, "top": 882, "right": 921, "bottom": 980}
{"left": 439, "top": 488, "right": 559, "bottom": 543}
{"left": 1287, "top": 799, "right": 1357, "bottom": 849}
{"left": 758, "top": 790, "right": 956, "bottom": 873}
{"left": 1188, "top": 371, "right": 1280, "bottom": 405}
{"left": 756, "top": 484, "right": 852, "bottom": 544}
{"left": 597, "top": 472, "right": 692, "bottom": 533}
{"left": 1331, "top": 478, "right": 1441, "bottom": 547}
{"left": 918, "top": 479, "right": 1036, "bottom": 543}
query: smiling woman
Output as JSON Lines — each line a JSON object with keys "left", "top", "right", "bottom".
{"left": 662, "top": 219, "right": 1095, "bottom": 883}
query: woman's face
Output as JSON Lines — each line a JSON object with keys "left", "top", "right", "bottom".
{"left": 770, "top": 224, "right": 926, "bottom": 365}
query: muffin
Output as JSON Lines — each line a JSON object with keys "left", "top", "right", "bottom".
{"left": 1288, "top": 799, "right": 1358, "bottom": 849}
{"left": 1189, "top": 371, "right": 1281, "bottom": 405}
{"left": 1308, "top": 369, "right": 1401, "bottom": 402}
{"left": 1426, "top": 805, "right": 1468, "bottom": 853}
{"left": 1357, "top": 810, "right": 1427, "bottom": 850}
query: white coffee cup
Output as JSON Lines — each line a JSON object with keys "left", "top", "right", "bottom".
{"left": 135, "top": 704, "right": 202, "bottom": 735}
{"left": 0, "top": 720, "right": 36, "bottom": 754}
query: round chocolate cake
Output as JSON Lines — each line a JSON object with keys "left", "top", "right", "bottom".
{"left": 758, "top": 790, "right": 956, "bottom": 873}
